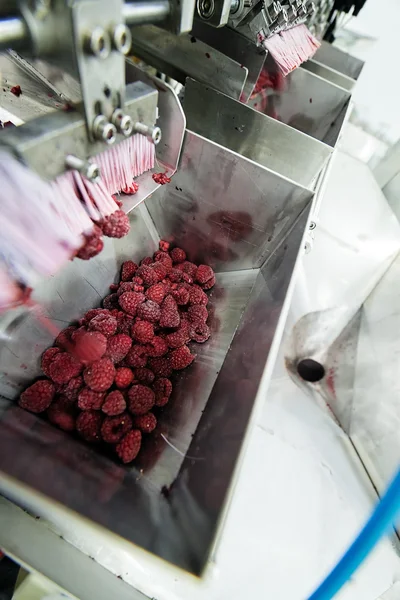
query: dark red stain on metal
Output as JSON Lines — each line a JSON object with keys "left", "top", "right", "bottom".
{"left": 205, "top": 52, "right": 210, "bottom": 59}
{"left": 10, "top": 85, "right": 22, "bottom": 97}
{"left": 326, "top": 367, "right": 336, "bottom": 398}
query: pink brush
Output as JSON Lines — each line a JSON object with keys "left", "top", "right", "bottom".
{"left": 263, "top": 24, "right": 321, "bottom": 77}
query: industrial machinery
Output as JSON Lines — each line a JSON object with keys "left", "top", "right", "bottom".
{"left": 0, "top": 0, "right": 366, "bottom": 588}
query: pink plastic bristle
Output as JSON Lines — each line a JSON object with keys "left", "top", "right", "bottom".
{"left": 263, "top": 24, "right": 320, "bottom": 77}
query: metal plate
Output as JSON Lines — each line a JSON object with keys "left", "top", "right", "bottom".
{"left": 302, "top": 59, "right": 356, "bottom": 92}
{"left": 314, "top": 40, "right": 364, "bottom": 80}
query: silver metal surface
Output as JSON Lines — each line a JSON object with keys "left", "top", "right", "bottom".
{"left": 196, "top": 0, "right": 232, "bottom": 27}
{"left": 0, "top": 17, "right": 27, "bottom": 49}
{"left": 314, "top": 40, "right": 364, "bottom": 81}
{"left": 123, "top": 0, "right": 171, "bottom": 25}
{"left": 184, "top": 79, "right": 332, "bottom": 188}
{"left": 302, "top": 59, "right": 356, "bottom": 91}
{"left": 112, "top": 23, "right": 132, "bottom": 55}
{"left": 130, "top": 25, "right": 248, "bottom": 100}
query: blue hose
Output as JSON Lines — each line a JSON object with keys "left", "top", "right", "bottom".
{"left": 306, "top": 467, "right": 400, "bottom": 600}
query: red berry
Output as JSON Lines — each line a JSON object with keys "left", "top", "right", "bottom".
{"left": 189, "top": 322, "right": 211, "bottom": 343}
{"left": 47, "top": 399, "right": 76, "bottom": 432}
{"left": 62, "top": 375, "right": 83, "bottom": 402}
{"left": 154, "top": 251, "right": 173, "bottom": 269}
{"left": 48, "top": 352, "right": 82, "bottom": 384}
{"left": 76, "top": 410, "right": 103, "bottom": 442}
{"left": 72, "top": 331, "right": 107, "bottom": 364}
{"left": 117, "top": 282, "right": 134, "bottom": 297}
{"left": 128, "top": 384, "right": 155, "bottom": 415}
{"left": 88, "top": 313, "right": 117, "bottom": 337}
{"left": 168, "top": 345, "right": 195, "bottom": 370}
{"left": 159, "top": 240, "right": 170, "bottom": 252}
{"left": 145, "top": 336, "right": 168, "bottom": 357}
{"left": 187, "top": 305, "right": 208, "bottom": 324}
{"left": 132, "top": 276, "right": 143, "bottom": 285}
{"left": 150, "top": 262, "right": 167, "bottom": 281}
{"left": 105, "top": 333, "right": 132, "bottom": 363}
{"left": 115, "top": 367, "right": 134, "bottom": 389}
{"left": 165, "top": 327, "right": 191, "bottom": 349}
{"left": 101, "top": 210, "right": 130, "bottom": 238}
{"left": 168, "top": 268, "right": 183, "bottom": 283}
{"left": 109, "top": 284, "right": 119, "bottom": 291}
{"left": 116, "top": 313, "right": 133, "bottom": 335}
{"left": 102, "top": 390, "right": 126, "bottom": 416}
{"left": 55, "top": 325, "right": 77, "bottom": 349}
{"left": 116, "top": 430, "right": 142, "bottom": 463}
{"left": 80, "top": 308, "right": 109, "bottom": 326}
{"left": 189, "top": 285, "right": 208, "bottom": 306}
{"left": 136, "top": 265, "right": 158, "bottom": 287}
{"left": 11, "top": 84, "right": 22, "bottom": 97}
{"left": 41, "top": 347, "right": 61, "bottom": 377}
{"left": 160, "top": 307, "right": 180, "bottom": 329}
{"left": 125, "top": 345, "right": 148, "bottom": 368}
{"left": 131, "top": 320, "right": 154, "bottom": 344}
{"left": 101, "top": 413, "right": 132, "bottom": 443}
{"left": 83, "top": 358, "right": 115, "bottom": 392}
{"left": 171, "top": 285, "right": 190, "bottom": 305}
{"left": 103, "top": 293, "right": 119, "bottom": 310}
{"left": 137, "top": 300, "right": 161, "bottom": 323}
{"left": 134, "top": 367, "right": 155, "bottom": 384}
{"left": 133, "top": 413, "right": 157, "bottom": 433}
{"left": 146, "top": 283, "right": 166, "bottom": 305}
{"left": 78, "top": 387, "right": 105, "bottom": 410}
{"left": 140, "top": 256, "right": 153, "bottom": 266}
{"left": 181, "top": 261, "right": 198, "bottom": 278}
{"left": 121, "top": 260, "right": 138, "bottom": 281}
{"left": 77, "top": 226, "right": 104, "bottom": 260}
{"left": 195, "top": 265, "right": 214, "bottom": 285}
{"left": 153, "top": 378, "right": 172, "bottom": 406}
{"left": 202, "top": 275, "right": 216, "bottom": 290}
{"left": 170, "top": 247, "right": 186, "bottom": 263}
{"left": 19, "top": 380, "right": 55, "bottom": 413}
{"left": 147, "top": 357, "right": 172, "bottom": 378}
{"left": 119, "top": 291, "right": 145, "bottom": 316}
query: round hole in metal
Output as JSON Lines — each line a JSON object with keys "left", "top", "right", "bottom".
{"left": 297, "top": 358, "right": 325, "bottom": 383}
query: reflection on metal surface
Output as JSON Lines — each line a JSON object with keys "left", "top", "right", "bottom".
{"left": 314, "top": 40, "right": 364, "bottom": 81}
{"left": 302, "top": 59, "right": 356, "bottom": 92}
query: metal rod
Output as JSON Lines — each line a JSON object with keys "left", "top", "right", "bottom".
{"left": 123, "top": 1, "right": 170, "bottom": 25}
{"left": 0, "top": 17, "right": 27, "bottom": 50}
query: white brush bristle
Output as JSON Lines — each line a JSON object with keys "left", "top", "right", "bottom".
{"left": 264, "top": 24, "right": 321, "bottom": 77}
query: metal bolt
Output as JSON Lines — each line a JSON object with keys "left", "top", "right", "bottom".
{"left": 230, "top": 0, "right": 240, "bottom": 13}
{"left": 133, "top": 122, "right": 162, "bottom": 145}
{"left": 111, "top": 109, "right": 133, "bottom": 137}
{"left": 65, "top": 155, "right": 101, "bottom": 180}
{"left": 309, "top": 221, "right": 316, "bottom": 230}
{"left": 197, "top": 0, "right": 215, "bottom": 19}
{"left": 112, "top": 24, "right": 132, "bottom": 55}
{"left": 85, "top": 27, "right": 111, "bottom": 59}
{"left": 92, "top": 115, "right": 117, "bottom": 144}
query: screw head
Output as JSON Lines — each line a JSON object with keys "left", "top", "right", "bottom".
{"left": 86, "top": 27, "right": 111, "bottom": 59}
{"left": 92, "top": 115, "right": 117, "bottom": 144}
{"left": 197, "top": 0, "right": 215, "bottom": 19}
{"left": 113, "top": 24, "right": 132, "bottom": 55}
{"left": 151, "top": 126, "right": 162, "bottom": 145}
{"left": 111, "top": 109, "right": 133, "bottom": 136}
{"left": 86, "top": 163, "right": 101, "bottom": 180}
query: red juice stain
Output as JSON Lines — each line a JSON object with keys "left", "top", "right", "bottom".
{"left": 10, "top": 85, "right": 22, "bottom": 97}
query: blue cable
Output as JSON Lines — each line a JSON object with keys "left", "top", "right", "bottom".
{"left": 307, "top": 467, "right": 400, "bottom": 600}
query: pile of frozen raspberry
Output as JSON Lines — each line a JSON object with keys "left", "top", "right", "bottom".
{"left": 18, "top": 242, "right": 215, "bottom": 464}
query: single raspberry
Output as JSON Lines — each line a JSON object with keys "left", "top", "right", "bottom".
{"left": 117, "top": 282, "right": 134, "bottom": 296}
{"left": 116, "top": 313, "right": 133, "bottom": 335}
{"left": 80, "top": 308, "right": 109, "bottom": 326}
{"left": 101, "top": 413, "right": 132, "bottom": 443}
{"left": 153, "top": 173, "right": 171, "bottom": 185}
{"left": 154, "top": 251, "right": 173, "bottom": 269}
{"left": 150, "top": 262, "right": 167, "bottom": 281}
{"left": 62, "top": 375, "right": 83, "bottom": 402}
{"left": 145, "top": 336, "right": 168, "bottom": 357}
{"left": 116, "top": 430, "right": 142, "bottom": 463}
{"left": 165, "top": 327, "right": 191, "bottom": 349}
{"left": 78, "top": 387, "right": 105, "bottom": 410}
{"left": 134, "top": 367, "right": 155, "bottom": 384}
{"left": 146, "top": 283, "right": 166, "bottom": 305}
{"left": 170, "top": 247, "right": 186, "bottom": 263}
{"left": 168, "top": 345, "right": 195, "bottom": 370}
{"left": 83, "top": 358, "right": 115, "bottom": 391}
{"left": 133, "top": 413, "right": 157, "bottom": 433}
{"left": 131, "top": 320, "right": 154, "bottom": 344}
{"left": 115, "top": 367, "right": 134, "bottom": 388}
{"left": 159, "top": 240, "right": 170, "bottom": 252}
{"left": 103, "top": 293, "right": 119, "bottom": 310}
{"left": 128, "top": 384, "right": 155, "bottom": 415}
{"left": 180, "top": 261, "right": 198, "bottom": 277}
{"left": 137, "top": 300, "right": 161, "bottom": 323}
{"left": 140, "top": 256, "right": 153, "bottom": 266}
{"left": 121, "top": 260, "right": 138, "bottom": 281}
{"left": 171, "top": 285, "right": 190, "bottom": 306}
{"left": 48, "top": 352, "right": 82, "bottom": 384}
{"left": 11, "top": 84, "right": 22, "bottom": 97}
{"left": 136, "top": 265, "right": 158, "bottom": 287}
{"left": 132, "top": 276, "right": 143, "bottom": 285}
{"left": 182, "top": 272, "right": 193, "bottom": 284}
{"left": 160, "top": 307, "right": 180, "bottom": 329}
{"left": 109, "top": 284, "right": 119, "bottom": 291}
{"left": 189, "top": 322, "right": 210, "bottom": 343}
{"left": 19, "top": 380, "right": 55, "bottom": 413}
{"left": 55, "top": 326, "right": 77, "bottom": 349}
{"left": 125, "top": 345, "right": 148, "bottom": 368}
{"left": 47, "top": 399, "right": 76, "bottom": 432}
{"left": 88, "top": 313, "right": 117, "bottom": 337}
{"left": 189, "top": 285, "right": 209, "bottom": 306}
{"left": 105, "top": 334, "right": 132, "bottom": 363}
{"left": 133, "top": 284, "right": 144, "bottom": 293}
{"left": 153, "top": 378, "right": 173, "bottom": 406}
{"left": 187, "top": 305, "right": 208, "bottom": 324}
{"left": 147, "top": 357, "right": 172, "bottom": 378}
{"left": 77, "top": 226, "right": 104, "bottom": 260}
{"left": 101, "top": 210, "right": 130, "bottom": 238}
{"left": 167, "top": 268, "right": 183, "bottom": 283}
{"left": 102, "top": 391, "right": 126, "bottom": 416}
{"left": 119, "top": 291, "right": 145, "bottom": 316}
{"left": 41, "top": 347, "right": 61, "bottom": 377}
{"left": 72, "top": 331, "right": 107, "bottom": 364}
{"left": 70, "top": 326, "right": 87, "bottom": 343}
{"left": 121, "top": 181, "right": 139, "bottom": 194}
{"left": 202, "top": 275, "right": 216, "bottom": 290}
{"left": 76, "top": 410, "right": 103, "bottom": 442}
{"left": 195, "top": 265, "right": 214, "bottom": 285}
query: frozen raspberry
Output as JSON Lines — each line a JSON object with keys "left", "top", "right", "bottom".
{"left": 117, "top": 282, "right": 133, "bottom": 296}
{"left": 170, "top": 247, "right": 186, "bottom": 263}
{"left": 160, "top": 306, "right": 180, "bottom": 329}
{"left": 102, "top": 390, "right": 126, "bottom": 416}
{"left": 116, "top": 313, "right": 133, "bottom": 335}
{"left": 70, "top": 326, "right": 87, "bottom": 343}
{"left": 103, "top": 293, "right": 119, "bottom": 310}
{"left": 189, "top": 322, "right": 210, "bottom": 343}
{"left": 146, "top": 336, "right": 168, "bottom": 357}
{"left": 146, "top": 283, "right": 166, "bottom": 305}
{"left": 187, "top": 305, "right": 208, "bottom": 324}
{"left": 147, "top": 357, "right": 172, "bottom": 378}
{"left": 202, "top": 275, "right": 216, "bottom": 290}
{"left": 133, "top": 284, "right": 144, "bottom": 293}
{"left": 109, "top": 284, "right": 119, "bottom": 291}
{"left": 153, "top": 378, "right": 173, "bottom": 406}
{"left": 116, "top": 430, "right": 142, "bottom": 463}
{"left": 133, "top": 413, "right": 157, "bottom": 433}
{"left": 41, "top": 347, "right": 61, "bottom": 377}
{"left": 72, "top": 331, "right": 107, "bottom": 364}
{"left": 115, "top": 367, "right": 134, "bottom": 388}
{"left": 167, "top": 268, "right": 183, "bottom": 283}
{"left": 122, "top": 181, "right": 139, "bottom": 194}
{"left": 78, "top": 387, "right": 105, "bottom": 410}
{"left": 131, "top": 321, "right": 154, "bottom": 344}
{"left": 77, "top": 226, "right": 104, "bottom": 260}
{"left": 140, "top": 256, "right": 153, "bottom": 266}
{"left": 11, "top": 84, "right": 22, "bottom": 97}
{"left": 150, "top": 262, "right": 167, "bottom": 281}
{"left": 105, "top": 334, "right": 132, "bottom": 363}
{"left": 168, "top": 345, "right": 195, "bottom": 370}
{"left": 121, "top": 260, "right": 138, "bottom": 281}
{"left": 128, "top": 384, "right": 155, "bottom": 415}
{"left": 101, "top": 210, "right": 130, "bottom": 238}
{"left": 76, "top": 410, "right": 103, "bottom": 442}
{"left": 55, "top": 325, "right": 77, "bottom": 349}
{"left": 153, "top": 173, "right": 171, "bottom": 185}
{"left": 182, "top": 272, "right": 193, "bottom": 284}
{"left": 80, "top": 308, "right": 109, "bottom": 326}
{"left": 88, "top": 313, "right": 117, "bottom": 337}
{"left": 159, "top": 240, "right": 170, "bottom": 252}
{"left": 83, "top": 358, "right": 115, "bottom": 392}
{"left": 125, "top": 345, "right": 148, "bottom": 368}
{"left": 165, "top": 326, "right": 191, "bottom": 349}
{"left": 101, "top": 413, "right": 132, "bottom": 443}
{"left": 189, "top": 285, "right": 209, "bottom": 306}
{"left": 137, "top": 300, "right": 161, "bottom": 323}
{"left": 62, "top": 375, "right": 83, "bottom": 402}
{"left": 154, "top": 251, "right": 173, "bottom": 269}
{"left": 195, "top": 265, "right": 214, "bottom": 285}
{"left": 47, "top": 399, "right": 76, "bottom": 432}
{"left": 134, "top": 367, "right": 155, "bottom": 384}
{"left": 181, "top": 261, "right": 198, "bottom": 278}
{"left": 171, "top": 285, "right": 190, "bottom": 306}
{"left": 136, "top": 265, "right": 158, "bottom": 287}
{"left": 48, "top": 352, "right": 82, "bottom": 384}
{"left": 119, "top": 291, "right": 145, "bottom": 316}
{"left": 132, "top": 276, "right": 143, "bottom": 285}
{"left": 19, "top": 380, "right": 55, "bottom": 413}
